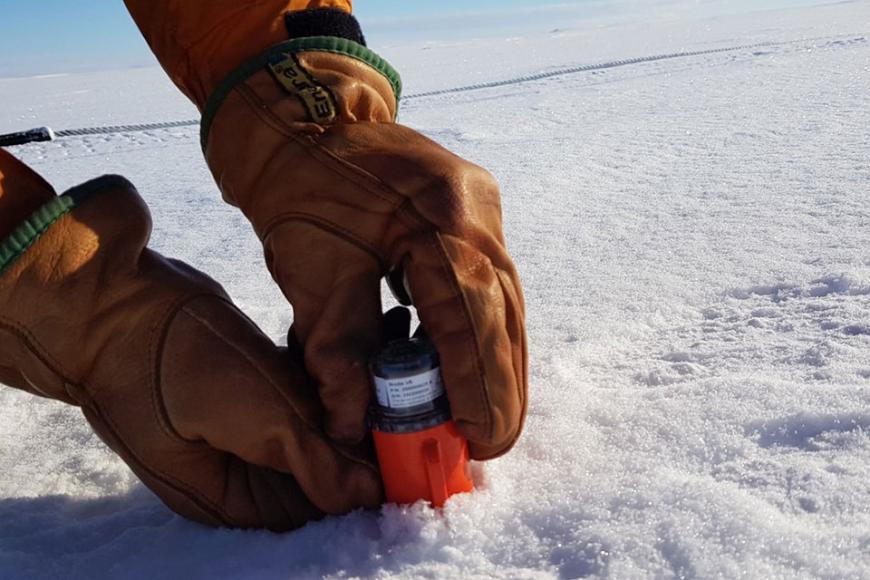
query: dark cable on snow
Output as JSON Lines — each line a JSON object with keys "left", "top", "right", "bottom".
{"left": 1, "top": 34, "right": 864, "bottom": 147}
{"left": 54, "top": 119, "right": 198, "bottom": 138}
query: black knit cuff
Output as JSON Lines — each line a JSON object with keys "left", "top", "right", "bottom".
{"left": 285, "top": 8, "right": 366, "bottom": 46}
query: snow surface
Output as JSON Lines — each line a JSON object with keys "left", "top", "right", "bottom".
{"left": 1, "top": 1, "right": 869, "bottom": 578}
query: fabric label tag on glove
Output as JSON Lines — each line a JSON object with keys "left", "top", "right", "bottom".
{"left": 375, "top": 368, "right": 445, "bottom": 409}
{"left": 267, "top": 53, "right": 337, "bottom": 124}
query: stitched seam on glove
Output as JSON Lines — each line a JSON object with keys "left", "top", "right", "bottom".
{"left": 0, "top": 318, "right": 237, "bottom": 525}
{"left": 233, "top": 81, "right": 414, "bottom": 225}
{"left": 177, "top": 300, "right": 379, "bottom": 473}
{"left": 0, "top": 319, "right": 78, "bottom": 400}
{"left": 428, "top": 231, "right": 493, "bottom": 445}
{"left": 234, "top": 81, "right": 327, "bottom": 139}
{"left": 232, "top": 81, "right": 409, "bottom": 214}
{"left": 83, "top": 400, "right": 238, "bottom": 527}
{"left": 260, "top": 213, "right": 387, "bottom": 271}
{"left": 200, "top": 36, "right": 402, "bottom": 150}
{"left": 485, "top": 269, "right": 527, "bottom": 459}
{"left": 151, "top": 292, "right": 228, "bottom": 445}
{"left": 305, "top": 137, "right": 419, "bottom": 211}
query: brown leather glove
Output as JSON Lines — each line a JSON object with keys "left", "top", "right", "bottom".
{"left": 204, "top": 49, "right": 529, "bottom": 459}
{"left": 0, "top": 149, "right": 381, "bottom": 530}
{"left": 125, "top": 4, "right": 528, "bottom": 459}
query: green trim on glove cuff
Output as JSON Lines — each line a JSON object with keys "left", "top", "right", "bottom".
{"left": 0, "top": 176, "right": 112, "bottom": 276}
{"left": 0, "top": 196, "right": 75, "bottom": 276}
{"left": 200, "top": 36, "right": 402, "bottom": 151}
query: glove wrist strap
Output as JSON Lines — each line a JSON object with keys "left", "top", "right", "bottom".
{"left": 200, "top": 36, "right": 403, "bottom": 151}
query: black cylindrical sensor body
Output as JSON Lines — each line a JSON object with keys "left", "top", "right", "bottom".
{"left": 370, "top": 338, "right": 452, "bottom": 434}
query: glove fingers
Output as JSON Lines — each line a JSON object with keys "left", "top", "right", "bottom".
{"left": 301, "top": 274, "right": 383, "bottom": 443}
{"left": 223, "top": 454, "right": 324, "bottom": 531}
{"left": 405, "top": 233, "right": 527, "bottom": 459}
{"left": 159, "top": 294, "right": 383, "bottom": 516}
{"left": 264, "top": 222, "right": 384, "bottom": 444}
{"left": 83, "top": 404, "right": 322, "bottom": 531}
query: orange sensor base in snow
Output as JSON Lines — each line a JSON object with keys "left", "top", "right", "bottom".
{"left": 373, "top": 421, "right": 474, "bottom": 507}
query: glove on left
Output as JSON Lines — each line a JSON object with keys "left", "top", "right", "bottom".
{"left": 0, "top": 150, "right": 381, "bottom": 530}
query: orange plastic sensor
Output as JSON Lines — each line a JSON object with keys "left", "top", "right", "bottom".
{"left": 374, "top": 421, "right": 473, "bottom": 507}
{"left": 370, "top": 338, "right": 474, "bottom": 507}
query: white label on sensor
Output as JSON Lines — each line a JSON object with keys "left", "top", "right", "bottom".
{"left": 374, "top": 368, "right": 444, "bottom": 409}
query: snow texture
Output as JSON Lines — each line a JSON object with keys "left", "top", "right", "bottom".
{"left": 1, "top": 1, "right": 869, "bottom": 578}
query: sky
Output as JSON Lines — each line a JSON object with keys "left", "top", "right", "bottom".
{"left": 0, "top": 0, "right": 838, "bottom": 77}
{"left": 0, "top": 0, "right": 589, "bottom": 78}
